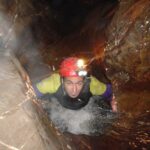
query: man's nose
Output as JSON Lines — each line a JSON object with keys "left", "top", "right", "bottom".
{"left": 72, "top": 84, "right": 77, "bottom": 93}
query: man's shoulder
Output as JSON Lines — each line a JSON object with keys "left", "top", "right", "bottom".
{"left": 45, "top": 73, "right": 60, "bottom": 81}
{"left": 36, "top": 73, "right": 61, "bottom": 94}
{"left": 89, "top": 75, "right": 107, "bottom": 95}
{"left": 44, "top": 73, "right": 61, "bottom": 88}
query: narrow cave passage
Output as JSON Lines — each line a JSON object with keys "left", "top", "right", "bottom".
{"left": 0, "top": 0, "right": 149, "bottom": 150}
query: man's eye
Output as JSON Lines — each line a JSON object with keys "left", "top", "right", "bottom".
{"left": 77, "top": 82, "right": 83, "bottom": 86}
{"left": 65, "top": 81, "right": 72, "bottom": 85}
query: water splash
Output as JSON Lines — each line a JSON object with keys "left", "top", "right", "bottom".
{"left": 40, "top": 96, "right": 117, "bottom": 135}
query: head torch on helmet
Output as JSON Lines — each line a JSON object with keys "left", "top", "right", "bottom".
{"left": 60, "top": 57, "right": 88, "bottom": 77}
{"left": 77, "top": 70, "right": 87, "bottom": 76}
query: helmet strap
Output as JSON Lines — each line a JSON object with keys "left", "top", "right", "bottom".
{"left": 61, "top": 77, "right": 66, "bottom": 96}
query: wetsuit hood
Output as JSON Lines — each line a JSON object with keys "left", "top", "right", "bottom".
{"left": 54, "top": 78, "right": 92, "bottom": 110}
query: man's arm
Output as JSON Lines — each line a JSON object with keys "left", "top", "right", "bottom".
{"left": 33, "top": 84, "right": 44, "bottom": 98}
{"left": 101, "top": 84, "right": 117, "bottom": 112}
{"left": 101, "top": 84, "right": 112, "bottom": 101}
{"left": 90, "top": 76, "right": 117, "bottom": 112}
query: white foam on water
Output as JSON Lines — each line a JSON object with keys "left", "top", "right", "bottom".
{"left": 42, "top": 97, "right": 117, "bottom": 135}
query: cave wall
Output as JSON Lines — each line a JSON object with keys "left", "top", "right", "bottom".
{"left": 102, "top": 1, "right": 150, "bottom": 148}
{"left": 0, "top": 1, "right": 75, "bottom": 149}
{"left": 104, "top": 0, "right": 150, "bottom": 133}
{"left": 0, "top": 0, "right": 149, "bottom": 149}
{"left": 105, "top": 0, "right": 150, "bottom": 83}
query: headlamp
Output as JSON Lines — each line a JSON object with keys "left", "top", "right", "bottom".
{"left": 76, "top": 59, "right": 87, "bottom": 77}
{"left": 77, "top": 70, "right": 87, "bottom": 76}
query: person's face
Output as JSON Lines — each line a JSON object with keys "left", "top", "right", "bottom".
{"left": 63, "top": 76, "right": 84, "bottom": 98}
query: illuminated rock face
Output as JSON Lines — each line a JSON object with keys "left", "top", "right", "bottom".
{"left": 0, "top": 2, "right": 72, "bottom": 149}
{"left": 0, "top": 0, "right": 149, "bottom": 149}
{"left": 0, "top": 52, "right": 51, "bottom": 150}
{"left": 105, "top": 0, "right": 150, "bottom": 84}
{"left": 103, "top": 1, "right": 150, "bottom": 148}
{"left": 104, "top": 0, "right": 150, "bottom": 113}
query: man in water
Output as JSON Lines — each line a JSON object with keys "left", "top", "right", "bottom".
{"left": 33, "top": 57, "right": 117, "bottom": 111}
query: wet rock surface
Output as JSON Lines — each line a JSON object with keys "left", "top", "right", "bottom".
{"left": 105, "top": 0, "right": 150, "bottom": 83}
{"left": 104, "top": 0, "right": 150, "bottom": 149}
{"left": 0, "top": 51, "right": 54, "bottom": 150}
{"left": 0, "top": 0, "right": 149, "bottom": 149}
{"left": 0, "top": 51, "right": 80, "bottom": 150}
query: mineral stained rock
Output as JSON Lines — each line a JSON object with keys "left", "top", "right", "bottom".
{"left": 105, "top": 0, "right": 150, "bottom": 83}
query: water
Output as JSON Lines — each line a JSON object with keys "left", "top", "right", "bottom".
{"left": 0, "top": 0, "right": 149, "bottom": 149}
{"left": 39, "top": 96, "right": 117, "bottom": 136}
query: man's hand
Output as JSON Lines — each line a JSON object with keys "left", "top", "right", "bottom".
{"left": 111, "top": 94, "right": 117, "bottom": 112}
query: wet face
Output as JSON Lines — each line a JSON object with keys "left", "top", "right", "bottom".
{"left": 63, "top": 76, "right": 84, "bottom": 98}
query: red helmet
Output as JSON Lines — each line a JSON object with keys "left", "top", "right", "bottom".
{"left": 59, "top": 57, "right": 87, "bottom": 77}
